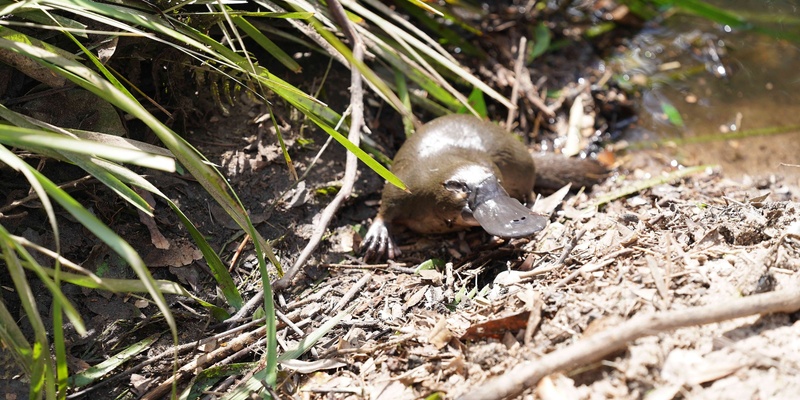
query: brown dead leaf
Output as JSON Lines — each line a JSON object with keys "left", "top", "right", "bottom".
{"left": 143, "top": 240, "right": 202, "bottom": 267}
{"left": 137, "top": 208, "right": 170, "bottom": 250}
{"left": 129, "top": 373, "right": 154, "bottom": 396}
{"left": 428, "top": 317, "right": 453, "bottom": 349}
{"left": 461, "top": 311, "right": 531, "bottom": 341}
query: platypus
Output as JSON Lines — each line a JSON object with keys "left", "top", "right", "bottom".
{"left": 362, "top": 114, "right": 605, "bottom": 261}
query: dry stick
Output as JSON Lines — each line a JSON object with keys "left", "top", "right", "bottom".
{"left": 514, "top": 230, "right": 586, "bottom": 281}
{"left": 332, "top": 272, "right": 372, "bottom": 312}
{"left": 523, "top": 295, "right": 543, "bottom": 346}
{"left": 67, "top": 318, "right": 267, "bottom": 398}
{"left": 202, "top": 336, "right": 269, "bottom": 400}
{"left": 545, "top": 247, "right": 633, "bottom": 296}
{"left": 273, "top": 0, "right": 365, "bottom": 292}
{"left": 0, "top": 175, "right": 93, "bottom": 214}
{"left": 553, "top": 229, "right": 585, "bottom": 266}
{"left": 227, "top": 233, "right": 249, "bottom": 272}
{"left": 276, "top": 309, "right": 305, "bottom": 337}
{"left": 523, "top": 76, "right": 557, "bottom": 118}
{"left": 286, "top": 286, "right": 333, "bottom": 311}
{"left": 141, "top": 326, "right": 268, "bottom": 400}
{"left": 506, "top": 36, "right": 526, "bottom": 129}
{"left": 226, "top": 135, "right": 339, "bottom": 325}
{"left": 458, "top": 288, "right": 800, "bottom": 400}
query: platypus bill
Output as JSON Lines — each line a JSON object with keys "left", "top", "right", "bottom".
{"left": 362, "top": 114, "right": 550, "bottom": 261}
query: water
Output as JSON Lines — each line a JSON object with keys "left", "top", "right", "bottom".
{"left": 617, "top": 0, "right": 800, "bottom": 182}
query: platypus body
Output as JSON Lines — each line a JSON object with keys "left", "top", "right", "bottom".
{"left": 362, "top": 114, "right": 604, "bottom": 260}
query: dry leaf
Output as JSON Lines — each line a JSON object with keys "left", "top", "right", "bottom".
{"left": 428, "top": 317, "right": 453, "bottom": 349}
{"left": 462, "top": 311, "right": 531, "bottom": 341}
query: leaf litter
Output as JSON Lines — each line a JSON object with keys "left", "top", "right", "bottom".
{"left": 6, "top": 3, "right": 800, "bottom": 399}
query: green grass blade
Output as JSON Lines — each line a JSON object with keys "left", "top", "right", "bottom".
{"left": 57, "top": 22, "right": 246, "bottom": 308}
{"left": 659, "top": 0, "right": 749, "bottom": 28}
{"left": 0, "top": 229, "right": 55, "bottom": 399}
{"left": 660, "top": 101, "right": 684, "bottom": 128}
{"left": 288, "top": 96, "right": 407, "bottom": 191}
{"left": 362, "top": 0, "right": 460, "bottom": 64}
{"left": 393, "top": 67, "right": 414, "bottom": 136}
{"left": 1, "top": 104, "right": 239, "bottom": 310}
{"left": 1, "top": 235, "right": 86, "bottom": 334}
{"left": 346, "top": 1, "right": 492, "bottom": 116}
{"left": 232, "top": 15, "right": 301, "bottom": 72}
{"left": 52, "top": 0, "right": 401, "bottom": 193}
{"left": 0, "top": 25, "right": 79, "bottom": 60}
{"left": 277, "top": 304, "right": 355, "bottom": 362}
{"left": 0, "top": 145, "right": 86, "bottom": 334}
{"left": 0, "top": 300, "right": 33, "bottom": 375}
{"left": 457, "top": 88, "right": 488, "bottom": 117}
{"left": 393, "top": 0, "right": 482, "bottom": 56}
{"left": 0, "top": 111, "right": 71, "bottom": 394}
{"left": 27, "top": 259, "right": 229, "bottom": 319}
{"left": 7, "top": 149, "right": 177, "bottom": 343}
{"left": 528, "top": 22, "right": 551, "bottom": 63}
{"left": 86, "top": 157, "right": 244, "bottom": 311}
{"left": 220, "top": 305, "right": 354, "bottom": 399}
{"left": 15, "top": 10, "right": 88, "bottom": 36}
{"left": 0, "top": 28, "right": 283, "bottom": 275}
{"left": 291, "top": 3, "right": 413, "bottom": 119}
{"left": 179, "top": 10, "right": 312, "bottom": 18}
{"left": 180, "top": 362, "right": 258, "bottom": 400}
{"left": 167, "top": 202, "right": 244, "bottom": 311}
{"left": 68, "top": 334, "right": 159, "bottom": 387}
{"left": 52, "top": 300, "right": 68, "bottom": 396}
{"left": 361, "top": 28, "right": 463, "bottom": 110}
{"left": 0, "top": 124, "right": 176, "bottom": 171}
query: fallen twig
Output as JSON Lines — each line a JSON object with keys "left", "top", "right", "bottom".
{"left": 332, "top": 272, "right": 372, "bottom": 312}
{"left": 545, "top": 248, "right": 633, "bottom": 296}
{"left": 505, "top": 36, "right": 526, "bottom": 129}
{"left": 273, "top": 0, "right": 366, "bottom": 292}
{"left": 141, "top": 326, "right": 268, "bottom": 400}
{"left": 67, "top": 318, "right": 267, "bottom": 399}
{"left": 459, "top": 288, "right": 800, "bottom": 400}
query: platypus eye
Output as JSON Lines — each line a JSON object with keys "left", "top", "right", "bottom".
{"left": 443, "top": 180, "right": 469, "bottom": 194}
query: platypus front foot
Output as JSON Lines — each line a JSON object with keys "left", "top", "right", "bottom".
{"left": 362, "top": 216, "right": 400, "bottom": 262}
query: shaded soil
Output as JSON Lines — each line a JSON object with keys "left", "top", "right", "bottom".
{"left": 2, "top": 1, "right": 800, "bottom": 399}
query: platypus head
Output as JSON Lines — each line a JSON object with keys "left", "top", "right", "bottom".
{"left": 442, "top": 164, "right": 547, "bottom": 238}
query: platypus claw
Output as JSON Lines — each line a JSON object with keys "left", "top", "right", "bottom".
{"left": 362, "top": 217, "right": 400, "bottom": 262}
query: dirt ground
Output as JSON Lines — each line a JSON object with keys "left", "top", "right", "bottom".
{"left": 2, "top": 2, "right": 800, "bottom": 399}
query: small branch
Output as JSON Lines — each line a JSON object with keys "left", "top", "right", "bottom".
{"left": 554, "top": 229, "right": 584, "bottom": 266}
{"left": 273, "top": 0, "right": 365, "bottom": 292}
{"left": 545, "top": 247, "right": 632, "bottom": 296}
{"left": 459, "top": 288, "right": 800, "bottom": 400}
{"left": 141, "top": 326, "right": 267, "bottom": 400}
{"left": 1, "top": 175, "right": 93, "bottom": 214}
{"left": 506, "top": 36, "right": 526, "bottom": 129}
{"left": 67, "top": 318, "right": 267, "bottom": 399}
{"left": 332, "top": 272, "right": 372, "bottom": 311}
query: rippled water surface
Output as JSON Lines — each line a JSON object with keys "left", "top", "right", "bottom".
{"left": 620, "top": 0, "right": 800, "bottom": 181}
